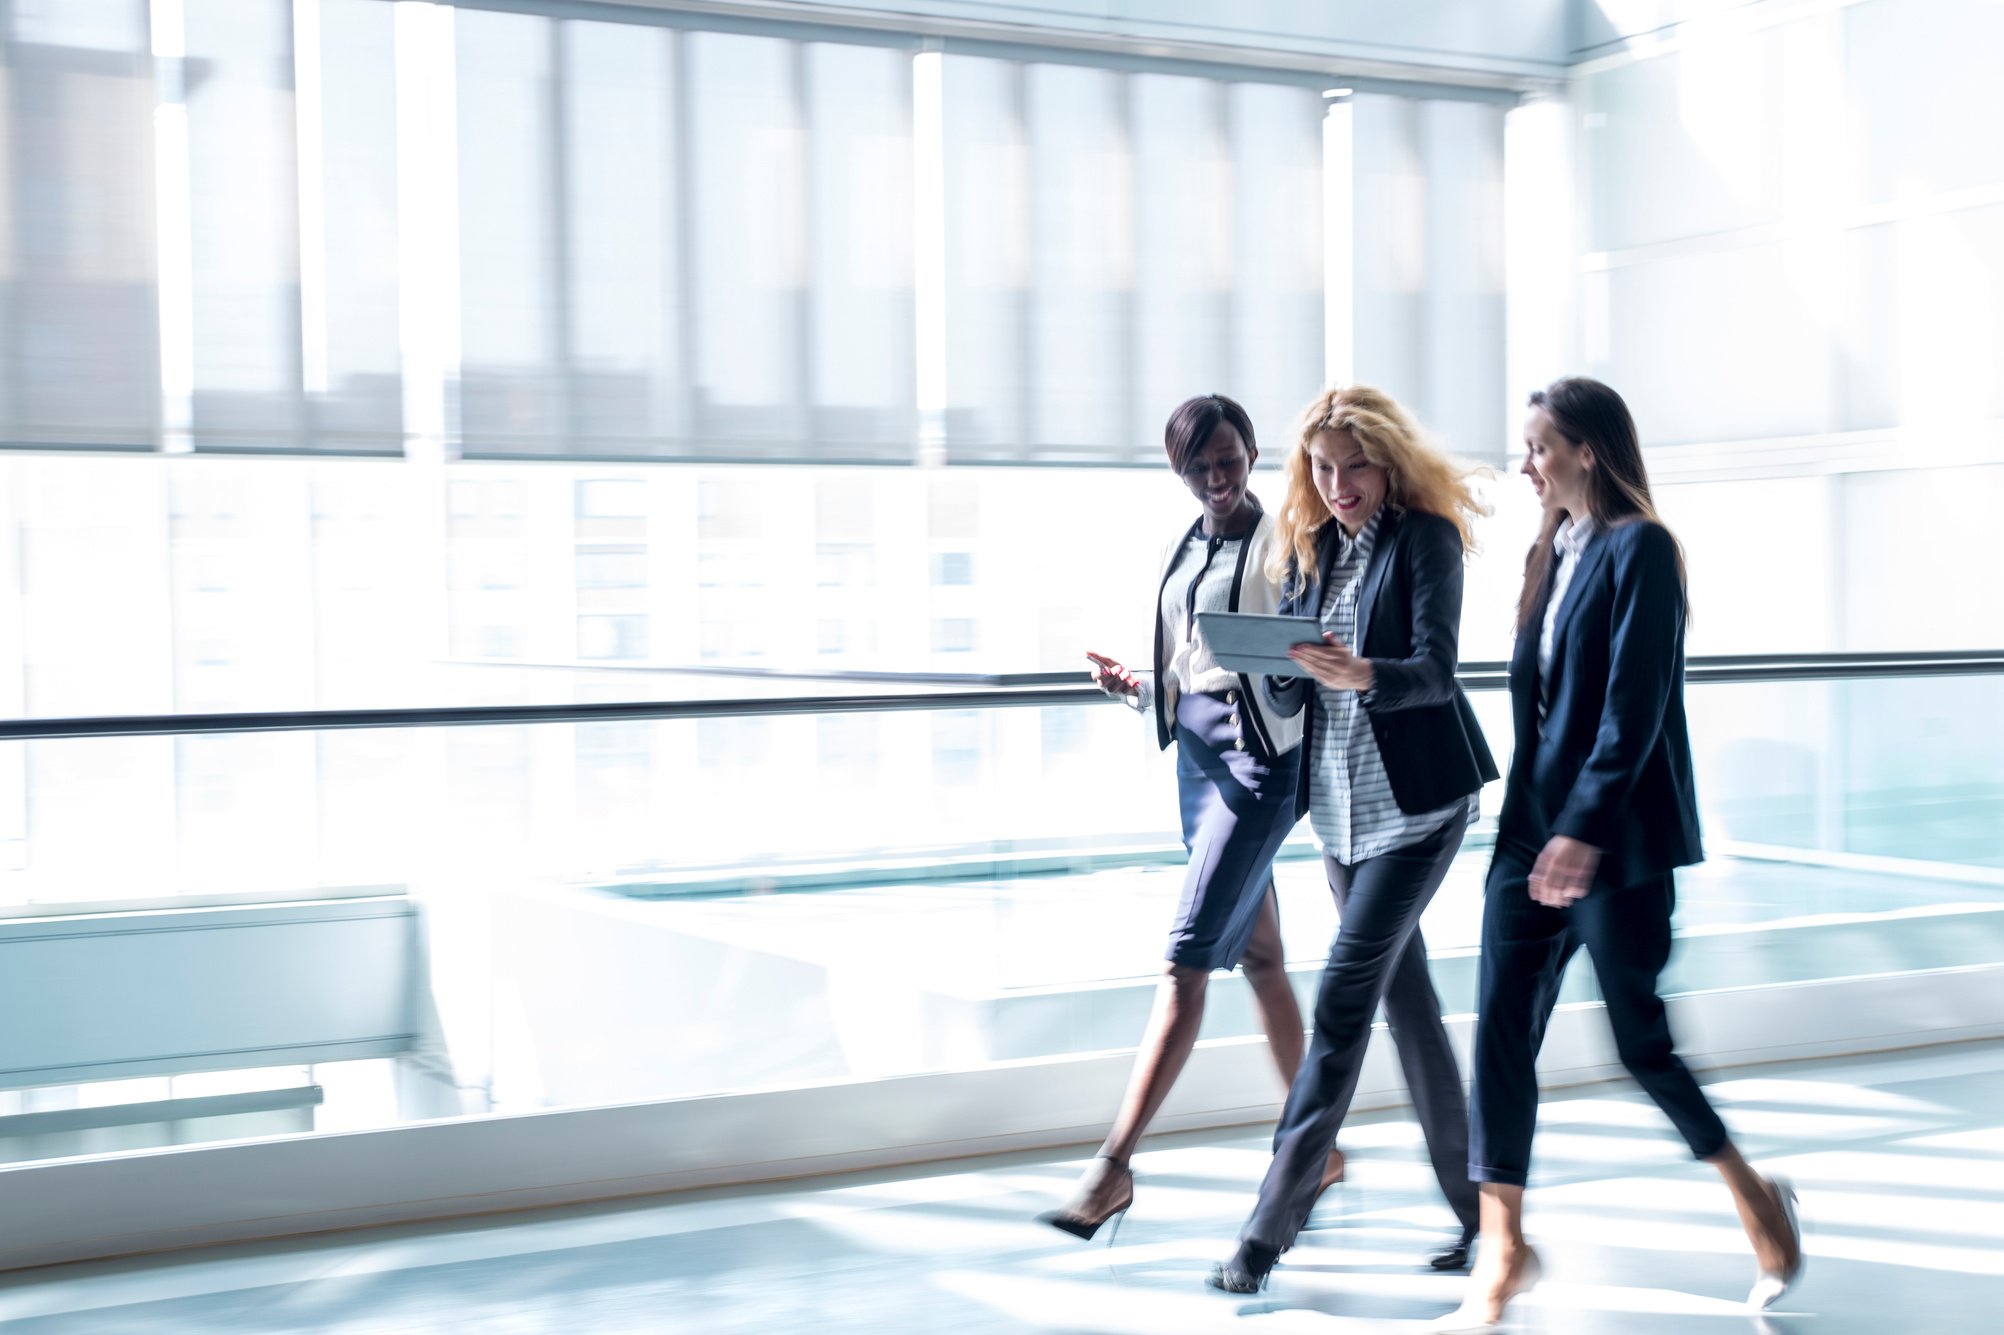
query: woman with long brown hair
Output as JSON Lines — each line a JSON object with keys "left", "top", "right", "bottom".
{"left": 1436, "top": 377, "right": 1802, "bottom": 1331}
{"left": 1208, "top": 385, "right": 1497, "bottom": 1292}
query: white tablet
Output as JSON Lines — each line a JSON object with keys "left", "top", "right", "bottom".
{"left": 1194, "top": 611, "right": 1323, "bottom": 676}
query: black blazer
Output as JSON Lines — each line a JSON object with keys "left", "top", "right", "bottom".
{"left": 1499, "top": 517, "right": 1703, "bottom": 889}
{"left": 1264, "top": 507, "right": 1498, "bottom": 822}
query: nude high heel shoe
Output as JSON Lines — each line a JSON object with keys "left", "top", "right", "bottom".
{"left": 1430, "top": 1246, "right": 1541, "bottom": 1334}
{"left": 1748, "top": 1176, "right": 1803, "bottom": 1311}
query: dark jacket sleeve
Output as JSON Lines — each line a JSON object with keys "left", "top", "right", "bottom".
{"left": 1361, "top": 513, "right": 1465, "bottom": 713}
{"left": 1551, "top": 521, "right": 1683, "bottom": 848}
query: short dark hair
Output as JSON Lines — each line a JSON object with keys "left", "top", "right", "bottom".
{"left": 1163, "top": 393, "right": 1257, "bottom": 474}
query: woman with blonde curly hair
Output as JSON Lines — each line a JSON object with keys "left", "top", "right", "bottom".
{"left": 1209, "top": 384, "right": 1499, "bottom": 1293}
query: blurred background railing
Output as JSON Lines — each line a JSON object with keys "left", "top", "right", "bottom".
{"left": 3, "top": 652, "right": 1997, "bottom": 1167}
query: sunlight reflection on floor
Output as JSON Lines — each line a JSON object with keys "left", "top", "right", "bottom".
{"left": 0, "top": 1041, "right": 2000, "bottom": 1333}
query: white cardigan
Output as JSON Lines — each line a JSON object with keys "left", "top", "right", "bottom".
{"left": 1129, "top": 508, "right": 1305, "bottom": 761}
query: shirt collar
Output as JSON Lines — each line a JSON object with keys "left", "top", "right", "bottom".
{"left": 1555, "top": 514, "right": 1597, "bottom": 559}
{"left": 1337, "top": 506, "right": 1385, "bottom": 559}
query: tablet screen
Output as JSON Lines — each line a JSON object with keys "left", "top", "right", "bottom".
{"left": 1194, "top": 611, "right": 1322, "bottom": 676}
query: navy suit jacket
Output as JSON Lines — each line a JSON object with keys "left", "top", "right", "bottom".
{"left": 1500, "top": 517, "right": 1703, "bottom": 889}
{"left": 1266, "top": 507, "right": 1498, "bottom": 822}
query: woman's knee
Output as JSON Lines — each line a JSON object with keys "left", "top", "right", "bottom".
{"left": 1607, "top": 1005, "right": 1675, "bottom": 1075}
{"left": 1239, "top": 936, "right": 1283, "bottom": 980}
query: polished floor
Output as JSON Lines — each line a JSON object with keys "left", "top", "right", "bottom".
{"left": 1, "top": 1040, "right": 1999, "bottom": 1333}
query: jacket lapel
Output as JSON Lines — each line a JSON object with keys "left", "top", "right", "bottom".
{"left": 1548, "top": 528, "right": 1609, "bottom": 657}
{"left": 1511, "top": 560, "right": 1554, "bottom": 743}
{"left": 1352, "top": 508, "right": 1400, "bottom": 652}
{"left": 1152, "top": 518, "right": 1204, "bottom": 748}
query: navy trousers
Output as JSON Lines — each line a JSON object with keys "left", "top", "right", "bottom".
{"left": 1241, "top": 816, "right": 1479, "bottom": 1252}
{"left": 1468, "top": 838, "right": 1728, "bottom": 1187}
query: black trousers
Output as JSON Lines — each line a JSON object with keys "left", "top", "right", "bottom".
{"left": 1468, "top": 838, "right": 1729, "bottom": 1187}
{"left": 1241, "top": 817, "right": 1480, "bottom": 1252}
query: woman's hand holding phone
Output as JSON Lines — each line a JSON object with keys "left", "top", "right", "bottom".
{"left": 1084, "top": 650, "right": 1141, "bottom": 698}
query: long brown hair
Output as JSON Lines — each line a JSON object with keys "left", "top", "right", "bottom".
{"left": 1515, "top": 376, "right": 1687, "bottom": 630}
{"left": 1264, "top": 384, "right": 1489, "bottom": 588}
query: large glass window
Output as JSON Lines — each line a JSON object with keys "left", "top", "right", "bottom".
{"left": 1, "top": 6, "right": 1340, "bottom": 464}
{"left": 806, "top": 42, "right": 914, "bottom": 453}
{"left": 311, "top": 0, "right": 403, "bottom": 451}
{"left": 185, "top": 0, "right": 302, "bottom": 447}
{"left": 455, "top": 9, "right": 560, "bottom": 455}
{"left": 1132, "top": 74, "right": 1229, "bottom": 440}
{"left": 564, "top": 19, "right": 680, "bottom": 454}
{"left": 943, "top": 56, "right": 1323, "bottom": 462}
{"left": 2, "top": 1, "right": 160, "bottom": 449}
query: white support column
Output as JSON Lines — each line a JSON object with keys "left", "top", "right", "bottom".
{"left": 912, "top": 45, "right": 947, "bottom": 468}
{"left": 393, "top": 0, "right": 459, "bottom": 680}
{"left": 393, "top": 0, "right": 459, "bottom": 470}
{"left": 293, "top": 0, "right": 328, "bottom": 410}
{"left": 1417, "top": 98, "right": 1506, "bottom": 460}
{"left": 150, "top": 0, "right": 194, "bottom": 454}
{"left": 1347, "top": 92, "right": 1510, "bottom": 462}
{"left": 1505, "top": 93, "right": 1575, "bottom": 411}
{"left": 1347, "top": 93, "right": 1422, "bottom": 409}
{"left": 1321, "top": 91, "right": 1354, "bottom": 389}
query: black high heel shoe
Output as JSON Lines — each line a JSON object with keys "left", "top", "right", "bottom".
{"left": 1037, "top": 1157, "right": 1134, "bottom": 1242}
{"left": 1429, "top": 1226, "right": 1477, "bottom": 1272}
{"left": 1206, "top": 1241, "right": 1279, "bottom": 1294}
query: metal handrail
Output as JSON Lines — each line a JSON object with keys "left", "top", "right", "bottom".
{"left": 3, "top": 651, "right": 2000, "bottom": 741}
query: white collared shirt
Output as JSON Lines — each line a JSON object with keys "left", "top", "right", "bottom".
{"left": 1538, "top": 515, "right": 1598, "bottom": 679}
{"left": 1160, "top": 530, "right": 1250, "bottom": 696}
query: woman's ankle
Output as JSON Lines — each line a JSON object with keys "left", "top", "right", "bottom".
{"left": 1232, "top": 1239, "right": 1281, "bottom": 1278}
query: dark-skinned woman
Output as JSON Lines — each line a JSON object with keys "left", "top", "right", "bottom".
{"left": 1039, "top": 393, "right": 1342, "bottom": 1239}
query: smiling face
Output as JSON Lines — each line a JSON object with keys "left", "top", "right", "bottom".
{"left": 1307, "top": 427, "right": 1388, "bottom": 535}
{"left": 1520, "top": 405, "right": 1594, "bottom": 519}
{"left": 1180, "top": 421, "right": 1255, "bottom": 531}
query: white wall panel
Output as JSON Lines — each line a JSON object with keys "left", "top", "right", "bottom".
{"left": 0, "top": 897, "right": 417, "bottom": 1088}
{"left": 1590, "top": 241, "right": 1832, "bottom": 446}
{"left": 2, "top": 964, "right": 1996, "bottom": 1271}
{"left": 1844, "top": 0, "right": 2004, "bottom": 208}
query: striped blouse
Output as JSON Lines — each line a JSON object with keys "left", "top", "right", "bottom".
{"left": 1308, "top": 509, "right": 1476, "bottom": 863}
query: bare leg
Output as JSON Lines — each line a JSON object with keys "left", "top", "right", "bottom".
{"left": 1450, "top": 1183, "right": 1540, "bottom": 1327}
{"left": 1708, "top": 1140, "right": 1801, "bottom": 1279}
{"left": 1100, "top": 962, "right": 1210, "bottom": 1163}
{"left": 1046, "top": 962, "right": 1211, "bottom": 1225}
{"left": 1239, "top": 885, "right": 1304, "bottom": 1083}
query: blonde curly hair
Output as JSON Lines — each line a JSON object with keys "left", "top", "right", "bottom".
{"left": 1265, "top": 384, "right": 1490, "bottom": 587}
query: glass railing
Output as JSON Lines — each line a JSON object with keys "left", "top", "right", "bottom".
{"left": 0, "top": 653, "right": 1998, "bottom": 1167}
